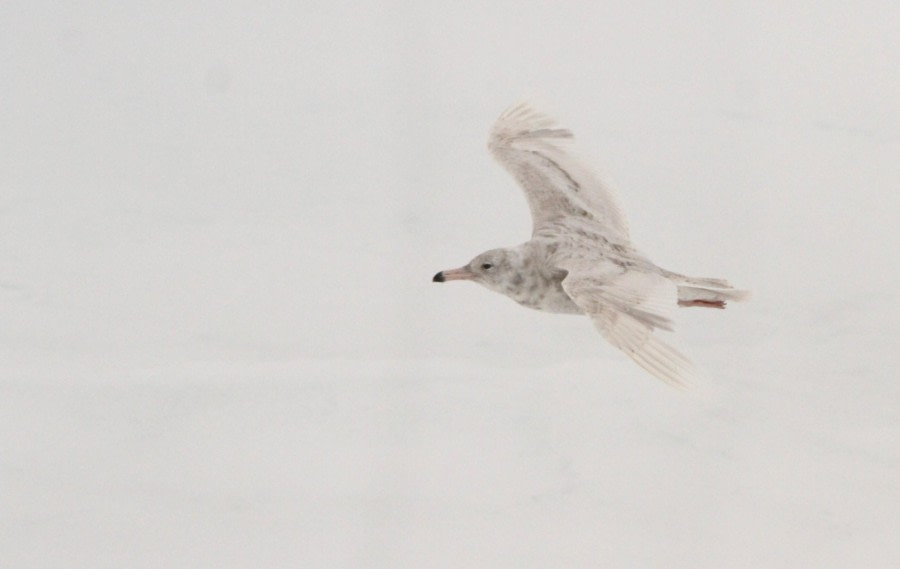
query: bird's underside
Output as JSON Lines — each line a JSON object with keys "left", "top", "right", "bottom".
{"left": 433, "top": 103, "right": 748, "bottom": 388}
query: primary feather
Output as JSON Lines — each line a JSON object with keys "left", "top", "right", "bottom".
{"left": 488, "top": 103, "right": 630, "bottom": 240}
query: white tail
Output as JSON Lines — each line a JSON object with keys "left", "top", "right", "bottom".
{"left": 665, "top": 273, "right": 750, "bottom": 309}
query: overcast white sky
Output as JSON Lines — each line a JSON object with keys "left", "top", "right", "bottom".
{"left": 1, "top": 2, "right": 899, "bottom": 568}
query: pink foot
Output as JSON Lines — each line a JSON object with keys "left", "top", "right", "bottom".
{"left": 678, "top": 299, "right": 725, "bottom": 309}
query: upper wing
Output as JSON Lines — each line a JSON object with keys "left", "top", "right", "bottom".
{"left": 561, "top": 266, "right": 696, "bottom": 388}
{"left": 488, "top": 103, "right": 630, "bottom": 240}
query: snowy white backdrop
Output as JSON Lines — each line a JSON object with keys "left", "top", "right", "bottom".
{"left": 2, "top": 2, "right": 899, "bottom": 567}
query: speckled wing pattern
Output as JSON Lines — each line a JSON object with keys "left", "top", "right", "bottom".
{"left": 488, "top": 103, "right": 630, "bottom": 240}
{"left": 489, "top": 103, "right": 696, "bottom": 387}
{"left": 561, "top": 266, "right": 697, "bottom": 388}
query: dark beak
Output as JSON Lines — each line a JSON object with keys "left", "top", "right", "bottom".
{"left": 432, "top": 271, "right": 446, "bottom": 282}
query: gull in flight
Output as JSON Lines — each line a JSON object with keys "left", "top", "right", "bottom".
{"left": 433, "top": 104, "right": 748, "bottom": 387}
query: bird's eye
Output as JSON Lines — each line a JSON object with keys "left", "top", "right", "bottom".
{"left": 481, "top": 263, "right": 493, "bottom": 270}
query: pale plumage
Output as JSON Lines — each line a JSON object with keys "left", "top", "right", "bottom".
{"left": 434, "top": 103, "right": 748, "bottom": 388}
{"left": 487, "top": 103, "right": 630, "bottom": 240}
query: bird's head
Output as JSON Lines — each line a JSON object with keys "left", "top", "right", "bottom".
{"left": 432, "top": 248, "right": 522, "bottom": 293}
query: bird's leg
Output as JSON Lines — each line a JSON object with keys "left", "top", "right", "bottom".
{"left": 678, "top": 299, "right": 726, "bottom": 309}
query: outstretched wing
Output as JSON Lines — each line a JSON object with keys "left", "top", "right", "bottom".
{"left": 488, "top": 103, "right": 630, "bottom": 240}
{"left": 561, "top": 266, "right": 696, "bottom": 388}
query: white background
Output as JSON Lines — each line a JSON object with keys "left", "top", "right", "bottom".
{"left": 2, "top": 2, "right": 898, "bottom": 567}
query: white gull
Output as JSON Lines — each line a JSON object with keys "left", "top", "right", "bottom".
{"left": 433, "top": 103, "right": 748, "bottom": 388}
